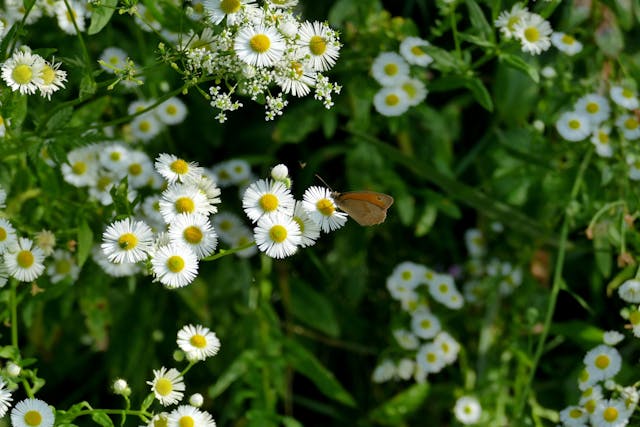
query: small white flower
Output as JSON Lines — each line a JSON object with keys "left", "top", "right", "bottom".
{"left": 556, "top": 110, "right": 591, "bottom": 142}
{"left": 271, "top": 164, "right": 289, "bottom": 181}
{"left": 464, "top": 228, "right": 486, "bottom": 258}
{"left": 61, "top": 145, "right": 100, "bottom": 187}
{"left": 253, "top": 212, "right": 301, "bottom": 259}
{"left": 292, "top": 201, "right": 321, "bottom": 248}
{"left": 616, "top": 114, "right": 640, "bottom": 140}
{"left": 0, "top": 50, "right": 45, "bottom": 95}
{"left": 434, "top": 331, "right": 460, "bottom": 365}
{"left": 0, "top": 379, "right": 12, "bottom": 417}
{"left": 618, "top": 279, "right": 640, "bottom": 303}
{"left": 301, "top": 186, "right": 347, "bottom": 232}
{"left": 392, "top": 329, "right": 419, "bottom": 350}
{"left": 0, "top": 218, "right": 18, "bottom": 253}
{"left": 411, "top": 310, "right": 441, "bottom": 339}
{"left": 603, "top": 330, "right": 624, "bottom": 346}
{"left": 46, "top": 249, "right": 80, "bottom": 283}
{"left": 99, "top": 47, "right": 128, "bottom": 73}
{"left": 559, "top": 405, "right": 588, "bottom": 426}
{"left": 55, "top": 0, "right": 86, "bottom": 34}
{"left": 124, "top": 151, "right": 156, "bottom": 189}
{"left": 177, "top": 324, "right": 221, "bottom": 361}
{"left": 574, "top": 93, "right": 610, "bottom": 126}
{"left": 551, "top": 32, "right": 583, "bottom": 56}
{"left": 156, "top": 97, "right": 188, "bottom": 125}
{"left": 371, "top": 52, "right": 409, "bottom": 87}
{"left": 242, "top": 179, "right": 295, "bottom": 222}
{"left": 583, "top": 344, "right": 621, "bottom": 382}
{"left": 513, "top": 13, "right": 552, "bottom": 55}
{"left": 400, "top": 78, "right": 428, "bottom": 107}
{"left": 101, "top": 218, "right": 153, "bottom": 264}
{"left": 148, "top": 367, "right": 185, "bottom": 406}
{"left": 5, "top": 237, "right": 46, "bottom": 282}
{"left": 297, "top": 21, "right": 341, "bottom": 72}
{"left": 399, "top": 36, "right": 433, "bottom": 67}
{"left": 541, "top": 66, "right": 556, "bottom": 79}
{"left": 11, "top": 398, "right": 54, "bottom": 427}
{"left": 99, "top": 143, "right": 130, "bottom": 175}
{"left": 396, "top": 358, "right": 415, "bottom": 380}
{"left": 130, "top": 113, "right": 162, "bottom": 142}
{"left": 203, "top": 0, "right": 257, "bottom": 25}
{"left": 168, "top": 214, "right": 218, "bottom": 259}
{"left": 591, "top": 126, "right": 614, "bottom": 158}
{"left": 590, "top": 398, "right": 631, "bottom": 427}
{"left": 428, "top": 273, "right": 463, "bottom": 309}
{"left": 416, "top": 342, "right": 445, "bottom": 374}
{"left": 113, "top": 378, "right": 129, "bottom": 395}
{"left": 373, "top": 86, "right": 411, "bottom": 117}
{"left": 155, "top": 153, "right": 203, "bottom": 185}
{"left": 38, "top": 58, "right": 67, "bottom": 100}
{"left": 494, "top": 4, "right": 529, "bottom": 39}
{"left": 234, "top": 24, "right": 285, "bottom": 67}
{"left": 371, "top": 359, "right": 395, "bottom": 383}
{"left": 160, "top": 182, "right": 217, "bottom": 223}
{"left": 167, "top": 405, "right": 213, "bottom": 427}
{"left": 627, "top": 155, "right": 640, "bottom": 181}
{"left": 151, "top": 244, "right": 199, "bottom": 288}
{"left": 92, "top": 245, "right": 140, "bottom": 277}
{"left": 453, "top": 396, "right": 482, "bottom": 425}
{"left": 610, "top": 85, "right": 639, "bottom": 110}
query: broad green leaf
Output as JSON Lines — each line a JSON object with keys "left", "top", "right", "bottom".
{"left": 45, "top": 106, "right": 73, "bottom": 132}
{"left": 290, "top": 279, "right": 340, "bottom": 337}
{"left": 91, "top": 412, "right": 114, "bottom": 427}
{"left": 500, "top": 53, "right": 540, "bottom": 83}
{"left": 79, "top": 74, "right": 97, "bottom": 98}
{"left": 88, "top": 0, "right": 118, "bottom": 35}
{"left": 395, "top": 192, "right": 415, "bottom": 225}
{"left": 140, "top": 393, "right": 155, "bottom": 412}
{"left": 369, "top": 383, "right": 430, "bottom": 425}
{"left": 465, "top": 0, "right": 494, "bottom": 42}
{"left": 463, "top": 76, "right": 494, "bottom": 111}
{"left": 0, "top": 345, "right": 19, "bottom": 359}
{"left": 208, "top": 350, "right": 258, "bottom": 399}
{"left": 76, "top": 220, "right": 93, "bottom": 268}
{"left": 550, "top": 321, "right": 603, "bottom": 348}
{"left": 283, "top": 338, "right": 356, "bottom": 407}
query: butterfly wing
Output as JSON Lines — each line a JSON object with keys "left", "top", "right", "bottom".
{"left": 333, "top": 191, "right": 394, "bottom": 226}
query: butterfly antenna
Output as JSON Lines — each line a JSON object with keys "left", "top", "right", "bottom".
{"left": 314, "top": 174, "right": 333, "bottom": 191}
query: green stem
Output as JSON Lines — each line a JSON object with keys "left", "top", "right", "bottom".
{"left": 10, "top": 279, "right": 18, "bottom": 348}
{"left": 201, "top": 241, "right": 256, "bottom": 261}
{"left": 514, "top": 148, "right": 593, "bottom": 417}
{"left": 449, "top": 5, "right": 462, "bottom": 58}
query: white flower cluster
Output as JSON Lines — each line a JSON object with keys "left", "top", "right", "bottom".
{"left": 373, "top": 261, "right": 463, "bottom": 384}
{"left": 370, "top": 37, "right": 430, "bottom": 117}
{"left": 494, "top": 4, "right": 552, "bottom": 55}
{"left": 240, "top": 165, "right": 349, "bottom": 258}
{"left": 2, "top": 0, "right": 90, "bottom": 36}
{"left": 0, "top": 48, "right": 67, "bottom": 99}
{"left": 126, "top": 97, "right": 189, "bottom": 142}
{"left": 177, "top": 0, "right": 342, "bottom": 121}
{"left": 99, "top": 154, "right": 222, "bottom": 288}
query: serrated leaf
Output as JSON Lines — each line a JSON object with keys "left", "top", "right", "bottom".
{"left": 88, "top": 0, "right": 118, "bottom": 35}
{"left": 91, "top": 412, "right": 114, "bottom": 427}
{"left": 283, "top": 338, "right": 356, "bottom": 407}
{"left": 369, "top": 383, "right": 430, "bottom": 425}
{"left": 77, "top": 220, "right": 93, "bottom": 268}
{"left": 500, "top": 54, "right": 540, "bottom": 83}
{"left": 290, "top": 280, "right": 340, "bottom": 337}
{"left": 209, "top": 350, "right": 257, "bottom": 399}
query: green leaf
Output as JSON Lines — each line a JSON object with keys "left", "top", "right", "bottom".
{"left": 594, "top": 224, "right": 613, "bottom": 278}
{"left": 45, "top": 106, "right": 73, "bottom": 132}
{"left": 595, "top": 14, "right": 624, "bottom": 57}
{"left": 465, "top": 0, "right": 494, "bottom": 42}
{"left": 369, "top": 383, "right": 430, "bottom": 425}
{"left": 272, "top": 101, "right": 322, "bottom": 143}
{"left": 79, "top": 74, "right": 97, "bottom": 98}
{"left": 88, "top": 0, "right": 118, "bottom": 34}
{"left": 281, "top": 416, "right": 304, "bottom": 427}
{"left": 91, "top": 412, "right": 114, "bottom": 427}
{"left": 283, "top": 338, "right": 356, "bottom": 407}
{"left": 550, "top": 321, "right": 603, "bottom": 349}
{"left": 208, "top": 350, "right": 257, "bottom": 399}
{"left": 463, "top": 76, "right": 494, "bottom": 111}
{"left": 500, "top": 53, "right": 540, "bottom": 83}
{"left": 0, "top": 345, "right": 19, "bottom": 359}
{"left": 415, "top": 204, "right": 438, "bottom": 237}
{"left": 140, "top": 393, "right": 155, "bottom": 413}
{"left": 76, "top": 220, "right": 93, "bottom": 268}
{"left": 6, "top": 92, "right": 28, "bottom": 128}
{"left": 395, "top": 192, "right": 415, "bottom": 225}
{"left": 421, "top": 45, "right": 462, "bottom": 72}
{"left": 290, "top": 279, "right": 340, "bottom": 337}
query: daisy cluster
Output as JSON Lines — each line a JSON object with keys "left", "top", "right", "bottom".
{"left": 144, "top": 324, "right": 221, "bottom": 427}
{"left": 494, "top": 4, "right": 553, "bottom": 55}
{"left": 178, "top": 0, "right": 342, "bottom": 122}
{"left": 100, "top": 153, "right": 222, "bottom": 288}
{"left": 0, "top": 47, "right": 67, "bottom": 99}
{"left": 553, "top": 84, "right": 640, "bottom": 180}
{"left": 370, "top": 37, "right": 431, "bottom": 117}
{"left": 372, "top": 261, "right": 463, "bottom": 384}
{"left": 1, "top": 0, "right": 91, "bottom": 36}
{"left": 241, "top": 164, "right": 349, "bottom": 258}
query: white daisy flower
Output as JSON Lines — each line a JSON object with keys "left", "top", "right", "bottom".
{"left": 296, "top": 21, "right": 341, "bottom": 72}
{"left": 234, "top": 24, "right": 285, "bottom": 67}
{"left": 155, "top": 153, "right": 203, "bottom": 185}
{"left": 242, "top": 179, "right": 295, "bottom": 222}
{"left": 55, "top": 0, "right": 86, "bottom": 34}
{"left": 584, "top": 344, "right": 621, "bottom": 382}
{"left": 551, "top": 32, "right": 583, "bottom": 56}
{"left": 616, "top": 114, "right": 640, "bottom": 140}
{"left": 156, "top": 97, "right": 188, "bottom": 125}
{"left": 167, "top": 405, "right": 210, "bottom": 427}
{"left": 5, "top": 238, "right": 46, "bottom": 282}
{"left": 416, "top": 342, "right": 445, "bottom": 374}
{"left": 98, "top": 142, "right": 129, "bottom": 175}
{"left": 148, "top": 367, "right": 185, "bottom": 406}
{"left": 591, "top": 126, "right": 614, "bottom": 158}
{"left": 99, "top": 47, "right": 128, "bottom": 73}
{"left": 392, "top": 329, "right": 419, "bottom": 350}
{"left": 124, "top": 150, "right": 156, "bottom": 189}
{"left": 618, "top": 279, "right": 640, "bottom": 303}
{"left": 253, "top": 212, "right": 301, "bottom": 259}
{"left": 151, "top": 244, "right": 199, "bottom": 288}
{"left": 186, "top": 173, "right": 222, "bottom": 208}
{"left": 574, "top": 93, "right": 610, "bottom": 125}
{"left": 393, "top": 358, "right": 414, "bottom": 381}
{"left": 603, "top": 330, "right": 624, "bottom": 346}
{"left": 411, "top": 310, "right": 441, "bottom": 339}
{"left": 401, "top": 78, "right": 428, "bottom": 107}
{"left": 101, "top": 218, "right": 153, "bottom": 264}
{"left": 0, "top": 50, "right": 45, "bottom": 95}
{"left": 61, "top": 145, "right": 100, "bottom": 187}
{"left": 168, "top": 213, "right": 218, "bottom": 259}
{"left": 301, "top": 186, "right": 348, "bottom": 232}
{"left": 371, "top": 52, "right": 410, "bottom": 87}
{"left": 428, "top": 273, "right": 463, "bottom": 308}
{"left": 373, "top": 86, "right": 411, "bottom": 117}
{"left": 11, "top": 398, "right": 54, "bottom": 427}
{"left": 371, "top": 359, "right": 396, "bottom": 383}
{"left": 177, "top": 324, "right": 221, "bottom": 361}
{"left": 160, "top": 182, "right": 216, "bottom": 223}
{"left": 559, "top": 405, "right": 588, "bottom": 426}
{"left": 292, "top": 201, "right": 321, "bottom": 248}
{"left": 399, "top": 36, "right": 433, "bottom": 67}
{"left": 555, "top": 110, "right": 591, "bottom": 141}
{"left": 203, "top": 0, "right": 257, "bottom": 25}
{"left": 513, "top": 13, "right": 552, "bottom": 55}
{"left": 212, "top": 212, "right": 245, "bottom": 244}
{"left": 434, "top": 331, "right": 460, "bottom": 365}
{"left": 275, "top": 58, "right": 316, "bottom": 97}
{"left": 0, "top": 379, "right": 12, "bottom": 417}
{"left": 590, "top": 398, "right": 631, "bottom": 427}
{"left": 91, "top": 245, "right": 140, "bottom": 277}
{"left": 0, "top": 218, "right": 18, "bottom": 253}
{"left": 389, "top": 261, "right": 426, "bottom": 291}
{"left": 464, "top": 228, "right": 486, "bottom": 258}
{"left": 453, "top": 396, "right": 482, "bottom": 425}
{"left": 494, "top": 3, "right": 529, "bottom": 39}
{"left": 37, "top": 58, "right": 67, "bottom": 100}
{"left": 610, "top": 85, "right": 639, "bottom": 110}
{"left": 386, "top": 278, "right": 418, "bottom": 302}
{"left": 46, "top": 249, "right": 80, "bottom": 283}
{"left": 130, "top": 113, "right": 162, "bottom": 142}
{"left": 230, "top": 227, "right": 258, "bottom": 258}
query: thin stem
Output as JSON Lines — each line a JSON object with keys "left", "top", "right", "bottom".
{"left": 10, "top": 279, "right": 18, "bottom": 348}
{"left": 202, "top": 241, "right": 256, "bottom": 261}
{"left": 514, "top": 148, "right": 593, "bottom": 417}
{"left": 449, "top": 5, "right": 462, "bottom": 58}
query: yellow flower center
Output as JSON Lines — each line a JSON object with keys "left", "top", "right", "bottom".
{"left": 629, "top": 310, "right": 640, "bottom": 325}
{"left": 385, "top": 94, "right": 400, "bottom": 106}
{"left": 97, "top": 176, "right": 112, "bottom": 191}
{"left": 17, "top": 250, "right": 35, "bottom": 268}
{"left": 426, "top": 352, "right": 437, "bottom": 363}
{"left": 0, "top": 228, "right": 6, "bottom": 241}
{"left": 155, "top": 378, "right": 173, "bottom": 396}
{"left": 584, "top": 399, "right": 596, "bottom": 413}
{"left": 190, "top": 334, "right": 207, "bottom": 348}
{"left": 175, "top": 197, "right": 196, "bottom": 214}
{"left": 524, "top": 26, "right": 540, "bottom": 43}
{"left": 41, "top": 64, "right": 55, "bottom": 85}
{"left": 259, "top": 194, "right": 279, "bottom": 212}
{"left": 109, "top": 151, "right": 121, "bottom": 161}
{"left": 316, "top": 198, "right": 334, "bottom": 216}
{"left": 170, "top": 159, "right": 189, "bottom": 175}
{"left": 118, "top": 233, "right": 138, "bottom": 251}
{"left": 139, "top": 120, "right": 151, "bottom": 133}
{"left": 128, "top": 163, "right": 142, "bottom": 176}
{"left": 410, "top": 45, "right": 425, "bottom": 56}
{"left": 24, "top": 410, "right": 42, "bottom": 426}
{"left": 220, "top": 0, "right": 241, "bottom": 14}
{"left": 420, "top": 319, "right": 431, "bottom": 329}
{"left": 291, "top": 61, "right": 304, "bottom": 77}
{"left": 309, "top": 35, "right": 327, "bottom": 56}
{"left": 109, "top": 55, "right": 120, "bottom": 65}
{"left": 166, "top": 255, "right": 185, "bottom": 273}
{"left": 183, "top": 226, "right": 203, "bottom": 244}
{"left": 603, "top": 406, "right": 618, "bottom": 422}
{"left": 250, "top": 34, "right": 271, "bottom": 53}
{"left": 586, "top": 102, "right": 599, "bottom": 114}
{"left": 625, "top": 117, "right": 638, "bottom": 130}
{"left": 383, "top": 63, "right": 398, "bottom": 76}
{"left": 569, "top": 408, "right": 583, "bottom": 419}
{"left": 507, "top": 16, "right": 521, "bottom": 31}
{"left": 622, "top": 88, "right": 634, "bottom": 99}
{"left": 401, "top": 271, "right": 412, "bottom": 281}
{"left": 293, "top": 216, "right": 305, "bottom": 233}
{"left": 568, "top": 119, "right": 581, "bottom": 130}
{"left": 402, "top": 82, "right": 417, "bottom": 98}
{"left": 269, "top": 225, "right": 288, "bottom": 243}
{"left": 561, "top": 34, "right": 575, "bottom": 45}
{"left": 219, "top": 220, "right": 232, "bottom": 231}
{"left": 598, "top": 131, "right": 609, "bottom": 144}
{"left": 178, "top": 416, "right": 195, "bottom": 427}
{"left": 594, "top": 354, "right": 610, "bottom": 370}
{"left": 56, "top": 258, "right": 72, "bottom": 274}
{"left": 12, "top": 64, "right": 33, "bottom": 85}
{"left": 166, "top": 105, "right": 177, "bottom": 116}
{"left": 438, "top": 283, "right": 448, "bottom": 294}
{"left": 441, "top": 342, "right": 450, "bottom": 353}
{"left": 72, "top": 161, "right": 87, "bottom": 176}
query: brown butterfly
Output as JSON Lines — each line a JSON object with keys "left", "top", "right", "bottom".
{"left": 331, "top": 191, "right": 394, "bottom": 226}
